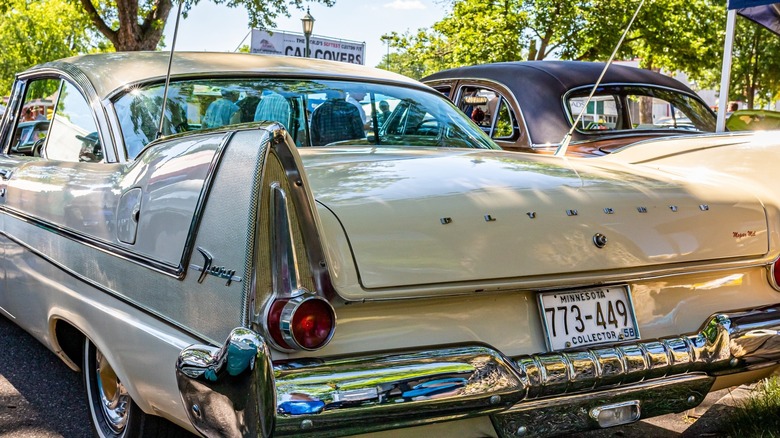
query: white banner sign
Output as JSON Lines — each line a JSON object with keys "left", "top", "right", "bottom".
{"left": 251, "top": 30, "right": 365, "bottom": 65}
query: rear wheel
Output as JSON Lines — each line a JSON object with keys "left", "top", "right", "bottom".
{"left": 83, "top": 338, "right": 190, "bottom": 438}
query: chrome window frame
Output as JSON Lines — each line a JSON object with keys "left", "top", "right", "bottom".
{"left": 426, "top": 77, "right": 531, "bottom": 149}
{"left": 12, "top": 67, "right": 120, "bottom": 163}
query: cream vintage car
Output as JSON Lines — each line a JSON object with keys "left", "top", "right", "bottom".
{"left": 0, "top": 52, "right": 779, "bottom": 438}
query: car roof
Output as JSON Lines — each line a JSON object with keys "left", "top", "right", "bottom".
{"left": 32, "top": 52, "right": 423, "bottom": 99}
{"left": 422, "top": 61, "right": 702, "bottom": 146}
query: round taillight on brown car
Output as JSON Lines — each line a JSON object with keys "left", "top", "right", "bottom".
{"left": 267, "top": 294, "right": 336, "bottom": 351}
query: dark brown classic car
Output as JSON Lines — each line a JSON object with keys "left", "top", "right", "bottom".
{"left": 422, "top": 61, "right": 717, "bottom": 156}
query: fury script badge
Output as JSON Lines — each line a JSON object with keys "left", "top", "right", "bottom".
{"left": 190, "top": 247, "right": 242, "bottom": 286}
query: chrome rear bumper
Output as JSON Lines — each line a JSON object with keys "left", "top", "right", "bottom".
{"left": 176, "top": 304, "right": 780, "bottom": 437}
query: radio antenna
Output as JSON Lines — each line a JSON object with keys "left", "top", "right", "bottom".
{"left": 554, "top": 0, "right": 646, "bottom": 157}
{"left": 156, "top": 0, "right": 184, "bottom": 140}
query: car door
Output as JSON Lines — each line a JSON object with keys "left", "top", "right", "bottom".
{"left": 0, "top": 76, "right": 119, "bottom": 322}
{"left": 0, "top": 79, "right": 27, "bottom": 318}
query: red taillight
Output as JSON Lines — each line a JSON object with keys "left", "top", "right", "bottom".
{"left": 267, "top": 298, "right": 293, "bottom": 350}
{"left": 291, "top": 298, "right": 335, "bottom": 350}
{"left": 772, "top": 258, "right": 780, "bottom": 290}
{"left": 266, "top": 295, "right": 336, "bottom": 351}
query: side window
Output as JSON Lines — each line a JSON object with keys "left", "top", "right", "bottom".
{"left": 457, "top": 86, "right": 518, "bottom": 140}
{"left": 46, "top": 81, "right": 102, "bottom": 162}
{"left": 9, "top": 78, "right": 57, "bottom": 156}
{"left": 493, "top": 99, "right": 516, "bottom": 139}
{"left": 568, "top": 95, "right": 620, "bottom": 131}
{"left": 567, "top": 86, "right": 714, "bottom": 134}
{"left": 432, "top": 85, "right": 452, "bottom": 98}
{"left": 627, "top": 95, "right": 698, "bottom": 131}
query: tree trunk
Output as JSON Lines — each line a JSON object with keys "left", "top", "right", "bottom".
{"left": 78, "top": 0, "right": 174, "bottom": 51}
{"left": 527, "top": 40, "right": 538, "bottom": 61}
{"left": 536, "top": 32, "right": 551, "bottom": 60}
{"left": 638, "top": 59, "right": 655, "bottom": 124}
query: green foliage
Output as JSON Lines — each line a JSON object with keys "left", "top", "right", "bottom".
{"left": 378, "top": 30, "right": 450, "bottom": 79}
{"left": 523, "top": 0, "right": 585, "bottom": 60}
{"left": 626, "top": 0, "right": 723, "bottom": 79}
{"left": 725, "top": 376, "right": 780, "bottom": 437}
{"left": 385, "top": 0, "right": 727, "bottom": 85}
{"left": 728, "top": 19, "right": 780, "bottom": 109}
{"left": 433, "top": 0, "right": 525, "bottom": 65}
{"left": 380, "top": 0, "right": 588, "bottom": 78}
{"left": 27, "top": 79, "right": 61, "bottom": 102}
{"left": 0, "top": 0, "right": 101, "bottom": 95}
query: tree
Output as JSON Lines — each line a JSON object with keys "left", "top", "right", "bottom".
{"left": 380, "top": 0, "right": 586, "bottom": 78}
{"left": 575, "top": 0, "right": 724, "bottom": 122}
{"left": 75, "top": 0, "right": 337, "bottom": 52}
{"left": 725, "top": 18, "right": 780, "bottom": 109}
{"left": 379, "top": 30, "right": 450, "bottom": 79}
{"left": 0, "top": 0, "right": 100, "bottom": 95}
{"left": 383, "top": 0, "right": 726, "bottom": 86}
{"left": 577, "top": 0, "right": 724, "bottom": 77}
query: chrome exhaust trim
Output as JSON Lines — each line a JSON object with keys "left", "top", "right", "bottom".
{"left": 175, "top": 304, "right": 780, "bottom": 438}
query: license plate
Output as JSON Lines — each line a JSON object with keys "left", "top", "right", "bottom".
{"left": 538, "top": 285, "right": 639, "bottom": 351}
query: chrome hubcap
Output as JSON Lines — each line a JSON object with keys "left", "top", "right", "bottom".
{"left": 95, "top": 350, "right": 130, "bottom": 433}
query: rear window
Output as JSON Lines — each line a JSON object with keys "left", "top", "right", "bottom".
{"left": 114, "top": 78, "right": 498, "bottom": 160}
{"left": 565, "top": 85, "right": 716, "bottom": 134}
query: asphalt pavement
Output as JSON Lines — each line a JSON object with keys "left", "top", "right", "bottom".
{"left": 0, "top": 315, "right": 90, "bottom": 437}
{"left": 0, "top": 314, "right": 758, "bottom": 438}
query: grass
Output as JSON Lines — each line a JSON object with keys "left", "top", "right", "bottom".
{"left": 725, "top": 375, "right": 780, "bottom": 438}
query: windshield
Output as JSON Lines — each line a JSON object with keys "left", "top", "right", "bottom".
{"left": 566, "top": 85, "right": 716, "bottom": 134}
{"left": 114, "top": 78, "right": 498, "bottom": 160}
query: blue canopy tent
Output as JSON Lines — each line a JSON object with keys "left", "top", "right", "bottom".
{"left": 717, "top": 1, "right": 780, "bottom": 131}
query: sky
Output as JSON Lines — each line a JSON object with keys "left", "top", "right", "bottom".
{"left": 163, "top": 0, "right": 448, "bottom": 68}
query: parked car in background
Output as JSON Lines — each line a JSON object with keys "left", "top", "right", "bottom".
{"left": 0, "top": 52, "right": 779, "bottom": 438}
{"left": 10, "top": 119, "right": 49, "bottom": 155}
{"left": 726, "top": 108, "right": 780, "bottom": 131}
{"left": 422, "top": 61, "right": 717, "bottom": 156}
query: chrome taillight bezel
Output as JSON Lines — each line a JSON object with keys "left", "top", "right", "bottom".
{"left": 279, "top": 294, "right": 336, "bottom": 351}
{"left": 768, "top": 257, "right": 780, "bottom": 291}
{"left": 263, "top": 292, "right": 337, "bottom": 352}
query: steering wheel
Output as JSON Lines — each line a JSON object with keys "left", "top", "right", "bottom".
{"left": 32, "top": 138, "right": 45, "bottom": 157}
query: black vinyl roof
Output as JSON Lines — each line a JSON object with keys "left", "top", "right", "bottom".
{"left": 422, "top": 61, "right": 701, "bottom": 146}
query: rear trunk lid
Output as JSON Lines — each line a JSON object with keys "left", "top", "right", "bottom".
{"left": 300, "top": 148, "right": 768, "bottom": 290}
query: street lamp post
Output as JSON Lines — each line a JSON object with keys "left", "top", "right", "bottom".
{"left": 301, "top": 7, "right": 315, "bottom": 58}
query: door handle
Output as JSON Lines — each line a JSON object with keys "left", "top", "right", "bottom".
{"left": 0, "top": 169, "right": 12, "bottom": 180}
